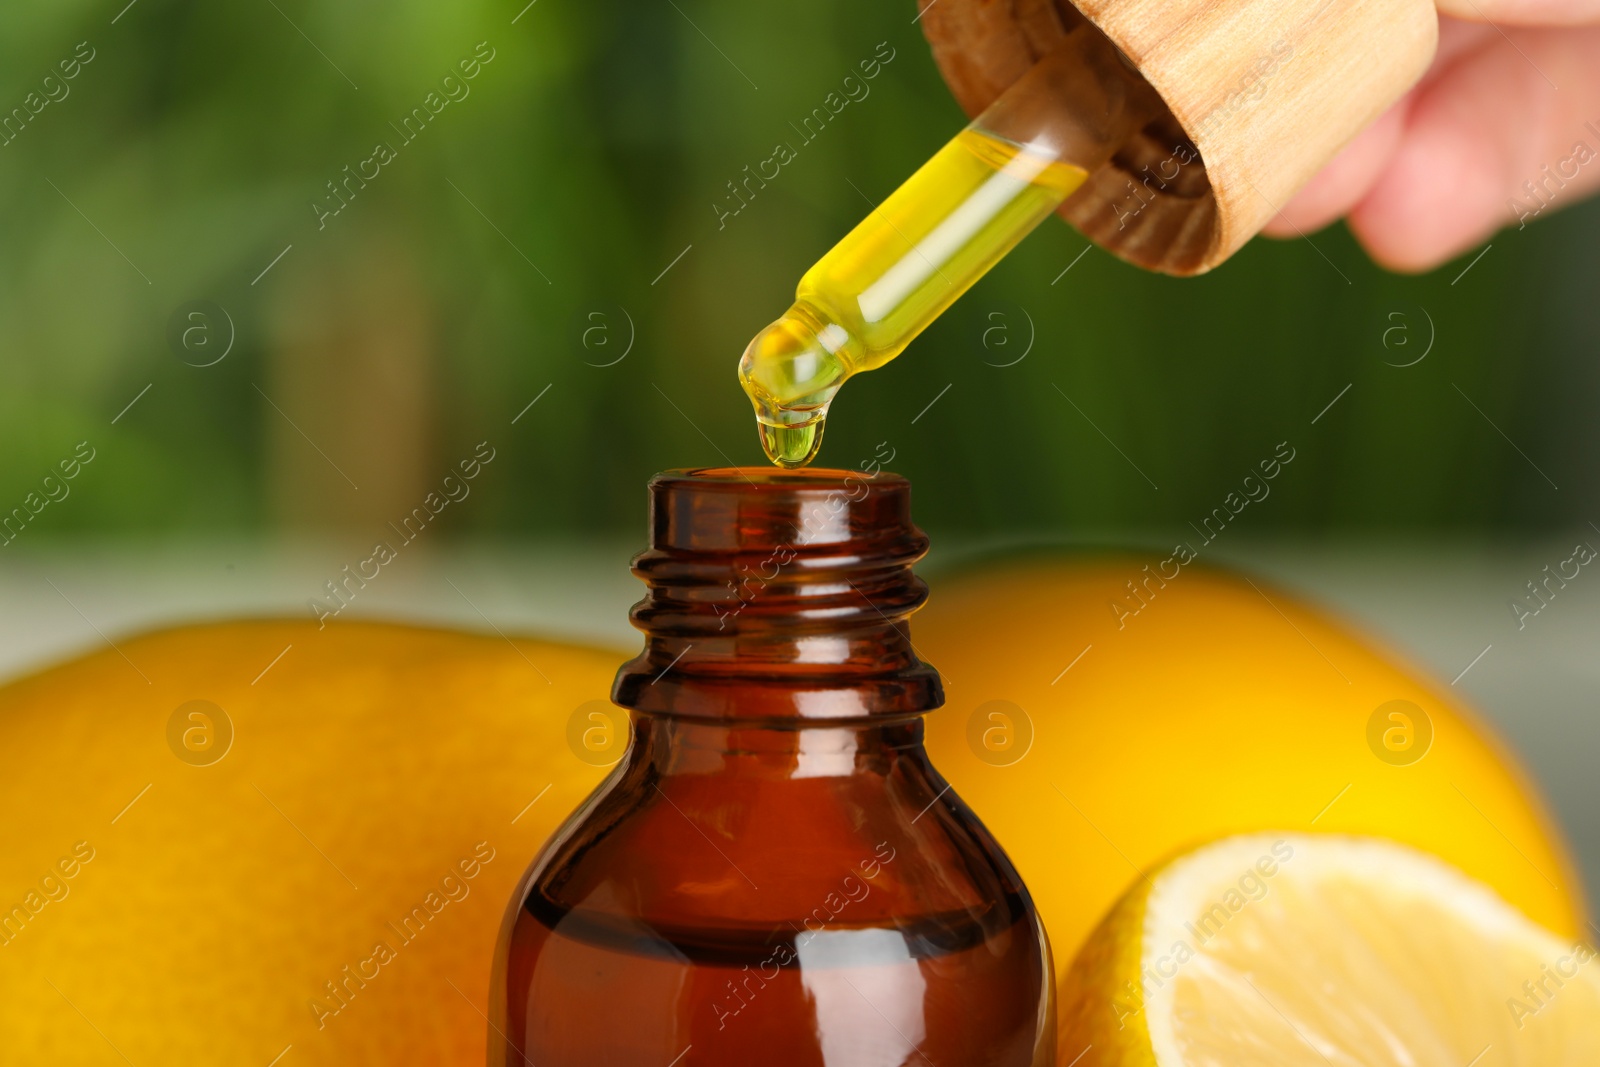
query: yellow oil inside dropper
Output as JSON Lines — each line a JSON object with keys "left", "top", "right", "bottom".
{"left": 739, "top": 28, "right": 1158, "bottom": 468}
{"left": 746, "top": 132, "right": 1089, "bottom": 466}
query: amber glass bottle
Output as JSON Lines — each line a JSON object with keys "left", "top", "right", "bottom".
{"left": 490, "top": 468, "right": 1053, "bottom": 1065}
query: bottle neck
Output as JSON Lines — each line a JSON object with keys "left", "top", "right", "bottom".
{"left": 626, "top": 714, "right": 927, "bottom": 781}
{"left": 610, "top": 468, "right": 943, "bottom": 723}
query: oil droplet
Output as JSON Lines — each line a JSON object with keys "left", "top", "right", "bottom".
{"left": 758, "top": 419, "right": 825, "bottom": 469}
{"left": 739, "top": 129, "right": 1091, "bottom": 473}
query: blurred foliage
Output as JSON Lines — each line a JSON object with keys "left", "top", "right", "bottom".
{"left": 1, "top": 0, "right": 1596, "bottom": 543}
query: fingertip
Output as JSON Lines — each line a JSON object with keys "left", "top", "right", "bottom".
{"left": 1260, "top": 104, "right": 1409, "bottom": 240}
{"left": 1348, "top": 124, "right": 1505, "bottom": 272}
{"left": 1352, "top": 119, "right": 1526, "bottom": 270}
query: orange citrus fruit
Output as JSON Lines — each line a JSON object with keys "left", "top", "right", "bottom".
{"left": 0, "top": 620, "right": 616, "bottom": 1065}
{"left": 916, "top": 555, "right": 1586, "bottom": 989}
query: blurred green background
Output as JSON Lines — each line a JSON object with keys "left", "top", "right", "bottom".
{"left": 1, "top": 0, "right": 1595, "bottom": 544}
{"left": 3, "top": 0, "right": 1600, "bottom": 927}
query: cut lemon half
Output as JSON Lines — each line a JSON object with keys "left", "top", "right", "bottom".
{"left": 1060, "top": 834, "right": 1600, "bottom": 1066}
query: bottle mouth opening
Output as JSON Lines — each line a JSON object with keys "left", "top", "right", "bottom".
{"left": 665, "top": 467, "right": 906, "bottom": 489}
{"left": 646, "top": 467, "right": 915, "bottom": 556}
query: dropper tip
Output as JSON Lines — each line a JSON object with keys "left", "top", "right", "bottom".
{"left": 758, "top": 419, "right": 825, "bottom": 469}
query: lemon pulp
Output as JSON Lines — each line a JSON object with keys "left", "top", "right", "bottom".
{"left": 1060, "top": 833, "right": 1600, "bottom": 1066}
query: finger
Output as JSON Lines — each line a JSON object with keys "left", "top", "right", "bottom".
{"left": 1435, "top": 0, "right": 1600, "bottom": 27}
{"left": 1349, "top": 25, "right": 1600, "bottom": 271}
{"left": 1259, "top": 17, "right": 1493, "bottom": 239}
{"left": 1427, "top": 15, "right": 1500, "bottom": 76}
{"left": 1261, "top": 101, "right": 1410, "bottom": 237}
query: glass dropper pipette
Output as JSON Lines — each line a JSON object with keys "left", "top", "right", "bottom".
{"left": 739, "top": 26, "right": 1160, "bottom": 468}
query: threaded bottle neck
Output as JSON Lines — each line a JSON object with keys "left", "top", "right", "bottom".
{"left": 611, "top": 467, "right": 943, "bottom": 721}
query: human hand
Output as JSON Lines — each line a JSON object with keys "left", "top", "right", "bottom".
{"left": 1262, "top": 4, "right": 1600, "bottom": 271}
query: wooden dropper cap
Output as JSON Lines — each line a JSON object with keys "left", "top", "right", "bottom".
{"left": 919, "top": 0, "right": 1438, "bottom": 275}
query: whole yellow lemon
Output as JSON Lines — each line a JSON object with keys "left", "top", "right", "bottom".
{"left": 916, "top": 555, "right": 1587, "bottom": 981}
{"left": 0, "top": 620, "right": 614, "bottom": 1065}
